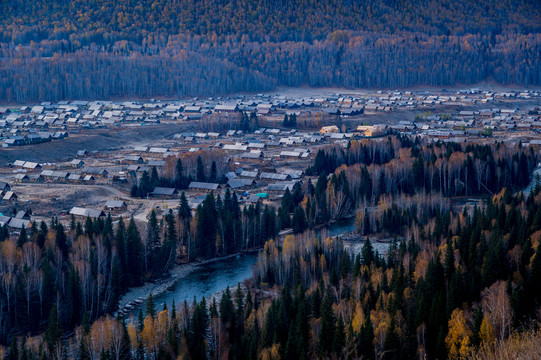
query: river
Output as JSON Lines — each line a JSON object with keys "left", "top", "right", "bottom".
{"left": 523, "top": 167, "right": 541, "bottom": 196}
{"left": 136, "top": 253, "right": 259, "bottom": 315}
{"left": 133, "top": 165, "right": 541, "bottom": 317}
{"left": 130, "top": 219, "right": 389, "bottom": 316}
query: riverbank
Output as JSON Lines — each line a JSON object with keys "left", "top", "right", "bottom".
{"left": 115, "top": 250, "right": 261, "bottom": 318}
{"left": 115, "top": 218, "right": 370, "bottom": 318}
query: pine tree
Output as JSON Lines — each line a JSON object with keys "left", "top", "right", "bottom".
{"left": 333, "top": 315, "right": 346, "bottom": 354}
{"left": 175, "top": 158, "right": 185, "bottom": 188}
{"left": 209, "top": 161, "right": 217, "bottom": 183}
{"left": 146, "top": 209, "right": 161, "bottom": 272}
{"left": 196, "top": 192, "right": 217, "bottom": 259}
{"left": 290, "top": 113, "right": 297, "bottom": 127}
{"left": 362, "top": 237, "right": 374, "bottom": 265}
{"left": 159, "top": 209, "right": 177, "bottom": 273}
{"left": 115, "top": 217, "right": 127, "bottom": 290}
{"left": 283, "top": 114, "right": 289, "bottom": 127}
{"left": 320, "top": 293, "right": 336, "bottom": 355}
{"left": 220, "top": 287, "right": 235, "bottom": 327}
{"left": 353, "top": 254, "right": 361, "bottom": 278}
{"left": 126, "top": 217, "right": 143, "bottom": 286}
{"left": 146, "top": 294, "right": 156, "bottom": 318}
{"left": 196, "top": 156, "right": 206, "bottom": 182}
{"left": 17, "top": 226, "right": 27, "bottom": 247}
{"left": 292, "top": 206, "right": 307, "bottom": 234}
{"left": 150, "top": 166, "right": 159, "bottom": 187}
{"left": 44, "top": 305, "right": 62, "bottom": 353}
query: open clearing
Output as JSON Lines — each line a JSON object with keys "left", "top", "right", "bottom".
{"left": 0, "top": 123, "right": 194, "bottom": 166}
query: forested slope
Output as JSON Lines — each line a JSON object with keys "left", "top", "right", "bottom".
{"left": 0, "top": 0, "right": 539, "bottom": 101}
{"left": 2, "top": 0, "right": 539, "bottom": 42}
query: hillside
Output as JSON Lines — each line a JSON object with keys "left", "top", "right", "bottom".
{"left": 0, "top": 0, "right": 539, "bottom": 101}
{"left": 1, "top": 0, "right": 540, "bottom": 44}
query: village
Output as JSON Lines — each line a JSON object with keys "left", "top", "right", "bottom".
{"left": 0, "top": 87, "right": 540, "bottom": 234}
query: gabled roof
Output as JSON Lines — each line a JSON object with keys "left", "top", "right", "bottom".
{"left": 240, "top": 170, "right": 258, "bottom": 178}
{"left": 8, "top": 218, "right": 31, "bottom": 229}
{"left": 82, "top": 167, "right": 108, "bottom": 175}
{"left": 3, "top": 191, "right": 17, "bottom": 200}
{"left": 51, "top": 171, "right": 69, "bottom": 178}
{"left": 15, "top": 210, "right": 30, "bottom": 219}
{"left": 241, "top": 151, "right": 263, "bottom": 159}
{"left": 214, "top": 104, "right": 238, "bottom": 111}
{"left": 188, "top": 182, "right": 220, "bottom": 190}
{"left": 280, "top": 169, "right": 303, "bottom": 179}
{"left": 70, "top": 207, "right": 105, "bottom": 217}
{"left": 148, "top": 160, "right": 166, "bottom": 167}
{"left": 227, "top": 179, "right": 254, "bottom": 189}
{"left": 0, "top": 181, "right": 10, "bottom": 191}
{"left": 125, "top": 155, "right": 143, "bottom": 162}
{"left": 105, "top": 200, "right": 127, "bottom": 208}
{"left": 266, "top": 183, "right": 294, "bottom": 192}
{"left": 260, "top": 172, "right": 289, "bottom": 180}
{"left": 223, "top": 144, "right": 248, "bottom": 151}
{"left": 150, "top": 187, "right": 177, "bottom": 196}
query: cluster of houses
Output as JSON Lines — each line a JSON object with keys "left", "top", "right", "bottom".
{"left": 390, "top": 106, "right": 541, "bottom": 141}
{"left": 69, "top": 200, "right": 128, "bottom": 219}
{"left": 0, "top": 210, "right": 32, "bottom": 232}
{"left": 0, "top": 181, "right": 31, "bottom": 231}
{"left": 0, "top": 181, "right": 17, "bottom": 203}
{"left": 2, "top": 89, "right": 540, "bottom": 227}
{"left": 9, "top": 159, "right": 104, "bottom": 184}
{"left": 4, "top": 89, "right": 538, "bottom": 147}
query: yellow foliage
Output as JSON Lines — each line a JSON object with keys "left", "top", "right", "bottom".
{"left": 141, "top": 315, "right": 159, "bottom": 355}
{"left": 326, "top": 237, "right": 332, "bottom": 248}
{"left": 260, "top": 344, "right": 281, "bottom": 360}
{"left": 319, "top": 254, "right": 327, "bottom": 273}
{"left": 157, "top": 309, "right": 169, "bottom": 339}
{"left": 480, "top": 314, "right": 496, "bottom": 343}
{"left": 469, "top": 327, "right": 541, "bottom": 360}
{"left": 282, "top": 235, "right": 296, "bottom": 255}
{"left": 351, "top": 302, "right": 365, "bottom": 333}
{"left": 127, "top": 323, "right": 138, "bottom": 348}
{"left": 445, "top": 309, "right": 472, "bottom": 360}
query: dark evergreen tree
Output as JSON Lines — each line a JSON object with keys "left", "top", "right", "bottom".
{"left": 196, "top": 156, "right": 206, "bottom": 182}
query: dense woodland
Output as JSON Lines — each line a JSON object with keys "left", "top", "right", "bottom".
{"left": 0, "top": 136, "right": 539, "bottom": 359}
{"left": 0, "top": 0, "right": 539, "bottom": 101}
{"left": 1, "top": 0, "right": 539, "bottom": 43}
{"left": 0, "top": 187, "right": 279, "bottom": 347}
{"left": 6, "top": 186, "right": 541, "bottom": 359}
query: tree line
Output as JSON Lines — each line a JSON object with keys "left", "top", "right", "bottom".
{"left": 8, "top": 184, "right": 541, "bottom": 359}
{"left": 131, "top": 154, "right": 229, "bottom": 198}
{"left": 0, "top": 186, "right": 281, "bottom": 349}
{"left": 0, "top": 32, "right": 538, "bottom": 102}
{"left": 0, "top": 0, "right": 539, "bottom": 102}
{"left": 302, "top": 137, "right": 536, "bottom": 228}
{"left": 1, "top": 0, "right": 539, "bottom": 45}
